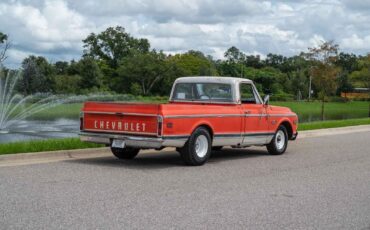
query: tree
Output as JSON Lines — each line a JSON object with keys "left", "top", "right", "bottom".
{"left": 220, "top": 46, "right": 245, "bottom": 77}
{"left": 335, "top": 52, "right": 359, "bottom": 73}
{"left": 304, "top": 41, "right": 340, "bottom": 120}
{"left": 0, "top": 32, "right": 10, "bottom": 64}
{"left": 170, "top": 50, "right": 218, "bottom": 76}
{"left": 20, "top": 58, "right": 37, "bottom": 95}
{"left": 54, "top": 74, "right": 81, "bottom": 94}
{"left": 349, "top": 54, "right": 370, "bottom": 116}
{"left": 224, "top": 46, "right": 245, "bottom": 63}
{"left": 245, "top": 54, "right": 263, "bottom": 69}
{"left": 82, "top": 26, "right": 150, "bottom": 68}
{"left": 20, "top": 56, "right": 55, "bottom": 94}
{"left": 116, "top": 50, "right": 172, "bottom": 95}
{"left": 265, "top": 53, "right": 286, "bottom": 69}
{"left": 54, "top": 61, "right": 69, "bottom": 75}
{"left": 78, "top": 57, "right": 103, "bottom": 90}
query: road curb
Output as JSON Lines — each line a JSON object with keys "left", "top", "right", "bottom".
{"left": 298, "top": 124, "right": 370, "bottom": 139}
{"left": 0, "top": 147, "right": 110, "bottom": 167}
{"left": 1, "top": 125, "right": 369, "bottom": 167}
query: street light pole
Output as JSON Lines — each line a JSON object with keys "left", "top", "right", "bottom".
{"left": 308, "top": 74, "right": 312, "bottom": 102}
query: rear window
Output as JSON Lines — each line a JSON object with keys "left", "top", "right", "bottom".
{"left": 171, "top": 82, "right": 233, "bottom": 102}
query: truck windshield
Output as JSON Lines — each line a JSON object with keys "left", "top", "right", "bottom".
{"left": 171, "top": 83, "right": 233, "bottom": 102}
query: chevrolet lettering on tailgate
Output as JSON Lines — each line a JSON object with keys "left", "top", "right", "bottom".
{"left": 80, "top": 76, "right": 298, "bottom": 166}
{"left": 93, "top": 120, "right": 146, "bottom": 132}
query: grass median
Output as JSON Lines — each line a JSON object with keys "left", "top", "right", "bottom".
{"left": 0, "top": 138, "right": 104, "bottom": 155}
{"left": 0, "top": 117, "right": 369, "bottom": 155}
{"left": 298, "top": 117, "right": 370, "bottom": 131}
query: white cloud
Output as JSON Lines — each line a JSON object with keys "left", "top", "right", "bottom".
{"left": 1, "top": 0, "right": 370, "bottom": 67}
{"left": 0, "top": 0, "right": 92, "bottom": 66}
{"left": 341, "top": 34, "right": 370, "bottom": 50}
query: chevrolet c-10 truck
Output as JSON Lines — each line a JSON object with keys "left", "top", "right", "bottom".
{"left": 80, "top": 76, "right": 298, "bottom": 166}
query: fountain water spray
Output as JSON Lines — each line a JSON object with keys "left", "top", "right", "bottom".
{"left": 0, "top": 70, "right": 82, "bottom": 131}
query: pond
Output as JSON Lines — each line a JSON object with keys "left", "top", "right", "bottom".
{"left": 0, "top": 119, "right": 79, "bottom": 143}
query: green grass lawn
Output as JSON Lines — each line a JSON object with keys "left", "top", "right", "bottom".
{"left": 271, "top": 101, "right": 369, "bottom": 122}
{"left": 299, "top": 117, "right": 370, "bottom": 131}
{"left": 28, "top": 103, "right": 84, "bottom": 120}
{"left": 0, "top": 138, "right": 104, "bottom": 155}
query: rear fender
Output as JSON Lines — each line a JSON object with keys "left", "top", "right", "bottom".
{"left": 189, "top": 120, "right": 214, "bottom": 139}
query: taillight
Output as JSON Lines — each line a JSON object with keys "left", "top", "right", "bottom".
{"left": 157, "top": 116, "right": 163, "bottom": 136}
{"left": 80, "top": 112, "right": 84, "bottom": 130}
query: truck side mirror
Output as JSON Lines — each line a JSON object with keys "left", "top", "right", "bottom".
{"left": 263, "top": 94, "right": 270, "bottom": 105}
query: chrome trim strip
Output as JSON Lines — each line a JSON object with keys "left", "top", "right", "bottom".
{"left": 269, "top": 114, "right": 297, "bottom": 117}
{"left": 84, "top": 111, "right": 158, "bottom": 117}
{"left": 164, "top": 114, "right": 296, "bottom": 119}
{"left": 164, "top": 114, "right": 242, "bottom": 118}
{"left": 163, "top": 135, "right": 190, "bottom": 139}
{"left": 214, "top": 132, "right": 275, "bottom": 137}
{"left": 245, "top": 114, "right": 268, "bottom": 117}
{"left": 243, "top": 132, "right": 275, "bottom": 136}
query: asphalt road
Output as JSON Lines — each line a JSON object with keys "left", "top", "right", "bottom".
{"left": 1, "top": 131, "right": 369, "bottom": 229}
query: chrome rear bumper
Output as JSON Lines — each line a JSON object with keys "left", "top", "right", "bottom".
{"left": 79, "top": 131, "right": 188, "bottom": 148}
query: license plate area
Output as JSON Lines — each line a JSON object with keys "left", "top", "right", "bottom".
{"left": 112, "top": 139, "right": 125, "bottom": 148}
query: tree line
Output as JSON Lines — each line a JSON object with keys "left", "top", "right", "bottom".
{"left": 1, "top": 27, "right": 369, "bottom": 101}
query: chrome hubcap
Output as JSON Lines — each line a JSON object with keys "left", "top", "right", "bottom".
{"left": 275, "top": 130, "right": 285, "bottom": 150}
{"left": 195, "top": 135, "right": 208, "bottom": 158}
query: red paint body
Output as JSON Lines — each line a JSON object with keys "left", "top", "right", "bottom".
{"left": 80, "top": 77, "right": 298, "bottom": 166}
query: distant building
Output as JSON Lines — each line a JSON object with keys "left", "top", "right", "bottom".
{"left": 341, "top": 88, "right": 370, "bottom": 99}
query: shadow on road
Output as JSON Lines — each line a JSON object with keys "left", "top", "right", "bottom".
{"left": 68, "top": 148, "right": 268, "bottom": 169}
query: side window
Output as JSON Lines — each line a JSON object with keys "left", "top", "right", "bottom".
{"left": 240, "top": 83, "right": 258, "bottom": 104}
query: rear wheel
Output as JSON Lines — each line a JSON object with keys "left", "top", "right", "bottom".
{"left": 267, "top": 125, "right": 288, "bottom": 155}
{"left": 111, "top": 147, "right": 140, "bottom": 160}
{"left": 178, "top": 127, "right": 212, "bottom": 166}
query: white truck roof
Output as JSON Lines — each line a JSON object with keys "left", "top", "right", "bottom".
{"left": 174, "top": 76, "right": 253, "bottom": 84}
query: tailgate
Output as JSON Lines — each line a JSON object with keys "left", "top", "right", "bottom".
{"left": 82, "top": 102, "right": 161, "bottom": 136}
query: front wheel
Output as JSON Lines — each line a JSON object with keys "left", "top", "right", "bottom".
{"left": 267, "top": 125, "right": 288, "bottom": 155}
{"left": 178, "top": 127, "right": 212, "bottom": 166}
{"left": 111, "top": 147, "right": 140, "bottom": 160}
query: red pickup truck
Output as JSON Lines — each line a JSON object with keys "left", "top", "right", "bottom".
{"left": 80, "top": 77, "right": 298, "bottom": 166}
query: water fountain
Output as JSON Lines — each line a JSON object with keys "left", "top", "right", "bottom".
{"left": 0, "top": 70, "right": 70, "bottom": 131}
{"left": 0, "top": 69, "right": 89, "bottom": 142}
{"left": 0, "top": 69, "right": 135, "bottom": 143}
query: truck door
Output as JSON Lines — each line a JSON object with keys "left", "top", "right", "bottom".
{"left": 239, "top": 82, "right": 269, "bottom": 145}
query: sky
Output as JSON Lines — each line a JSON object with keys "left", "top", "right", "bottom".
{"left": 1, "top": 0, "right": 370, "bottom": 68}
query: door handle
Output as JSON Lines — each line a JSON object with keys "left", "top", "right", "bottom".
{"left": 244, "top": 110, "right": 251, "bottom": 114}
